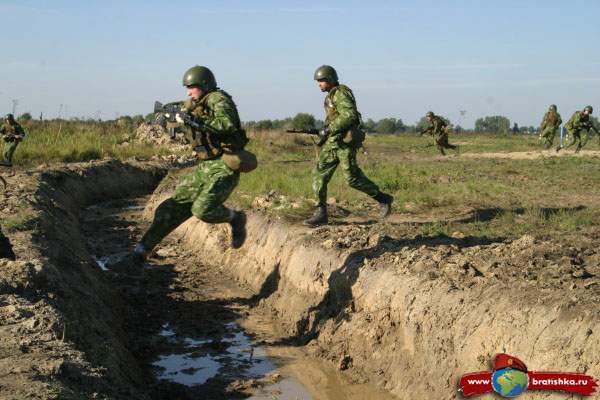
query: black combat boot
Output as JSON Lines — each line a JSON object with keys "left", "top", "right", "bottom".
{"left": 304, "top": 206, "right": 328, "bottom": 226}
{"left": 0, "top": 160, "right": 12, "bottom": 167}
{"left": 374, "top": 192, "right": 394, "bottom": 219}
{"left": 229, "top": 210, "right": 247, "bottom": 249}
{"left": 555, "top": 145, "right": 562, "bottom": 153}
{"left": 575, "top": 144, "right": 582, "bottom": 153}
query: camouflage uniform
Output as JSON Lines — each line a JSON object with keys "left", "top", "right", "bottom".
{"left": 313, "top": 84, "right": 380, "bottom": 206}
{"left": 560, "top": 110, "right": 598, "bottom": 152}
{"left": 422, "top": 114, "right": 456, "bottom": 155}
{"left": 539, "top": 108, "right": 562, "bottom": 149}
{"left": 141, "top": 89, "right": 247, "bottom": 251}
{"left": 0, "top": 119, "right": 25, "bottom": 165}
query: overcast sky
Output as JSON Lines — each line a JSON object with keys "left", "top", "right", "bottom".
{"left": 1, "top": 0, "right": 599, "bottom": 127}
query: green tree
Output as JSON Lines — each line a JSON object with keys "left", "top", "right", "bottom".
{"left": 255, "top": 120, "right": 274, "bottom": 130}
{"left": 363, "top": 118, "right": 376, "bottom": 132}
{"left": 18, "top": 112, "right": 32, "bottom": 122}
{"left": 375, "top": 118, "right": 405, "bottom": 134}
{"left": 375, "top": 118, "right": 396, "bottom": 134}
{"left": 474, "top": 115, "right": 510, "bottom": 134}
{"left": 290, "top": 113, "right": 316, "bottom": 130}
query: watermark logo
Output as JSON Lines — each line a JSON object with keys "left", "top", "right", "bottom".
{"left": 459, "top": 353, "right": 598, "bottom": 398}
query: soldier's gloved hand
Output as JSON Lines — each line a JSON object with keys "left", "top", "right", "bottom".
{"left": 175, "top": 113, "right": 186, "bottom": 124}
{"left": 317, "top": 128, "right": 329, "bottom": 146}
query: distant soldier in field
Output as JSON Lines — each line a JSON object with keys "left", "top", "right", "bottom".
{"left": 420, "top": 111, "right": 458, "bottom": 155}
{"left": 0, "top": 114, "right": 26, "bottom": 167}
{"left": 304, "top": 65, "right": 393, "bottom": 226}
{"left": 118, "top": 66, "right": 250, "bottom": 268}
{"left": 556, "top": 105, "right": 598, "bottom": 153}
{"left": 539, "top": 104, "right": 562, "bottom": 149}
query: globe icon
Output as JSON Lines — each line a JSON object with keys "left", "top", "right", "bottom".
{"left": 492, "top": 368, "right": 529, "bottom": 397}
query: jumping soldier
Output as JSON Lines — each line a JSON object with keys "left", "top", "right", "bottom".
{"left": 539, "top": 104, "right": 562, "bottom": 149}
{"left": 557, "top": 105, "right": 598, "bottom": 153}
{"left": 0, "top": 114, "right": 26, "bottom": 167}
{"left": 117, "top": 66, "right": 250, "bottom": 269}
{"left": 304, "top": 65, "right": 393, "bottom": 226}
{"left": 420, "top": 111, "right": 458, "bottom": 155}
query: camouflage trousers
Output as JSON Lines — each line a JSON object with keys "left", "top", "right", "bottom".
{"left": 540, "top": 127, "right": 558, "bottom": 148}
{"left": 2, "top": 140, "right": 19, "bottom": 163}
{"left": 563, "top": 128, "right": 591, "bottom": 150}
{"left": 313, "top": 141, "right": 380, "bottom": 206}
{"left": 434, "top": 133, "right": 456, "bottom": 154}
{"left": 141, "top": 158, "right": 239, "bottom": 251}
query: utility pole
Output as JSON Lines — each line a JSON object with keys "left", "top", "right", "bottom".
{"left": 11, "top": 99, "right": 18, "bottom": 116}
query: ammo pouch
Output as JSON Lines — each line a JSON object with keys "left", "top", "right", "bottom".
{"left": 3, "top": 136, "right": 15, "bottom": 143}
{"left": 222, "top": 149, "right": 258, "bottom": 173}
{"left": 342, "top": 126, "right": 366, "bottom": 148}
{"left": 195, "top": 146, "right": 222, "bottom": 161}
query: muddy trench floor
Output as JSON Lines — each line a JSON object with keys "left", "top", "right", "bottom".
{"left": 81, "top": 197, "right": 396, "bottom": 400}
{"left": 82, "top": 196, "right": 275, "bottom": 399}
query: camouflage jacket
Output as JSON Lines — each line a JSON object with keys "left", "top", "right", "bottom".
{"left": 324, "top": 84, "right": 361, "bottom": 142}
{"left": 565, "top": 111, "right": 596, "bottom": 132}
{"left": 182, "top": 89, "right": 248, "bottom": 152}
{"left": 540, "top": 111, "right": 562, "bottom": 130}
{"left": 0, "top": 121, "right": 25, "bottom": 139}
{"left": 422, "top": 116, "right": 448, "bottom": 136}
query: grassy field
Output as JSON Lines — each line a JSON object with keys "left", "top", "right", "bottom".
{"left": 3, "top": 122, "right": 600, "bottom": 240}
{"left": 3, "top": 120, "right": 172, "bottom": 165}
{"left": 238, "top": 130, "right": 600, "bottom": 240}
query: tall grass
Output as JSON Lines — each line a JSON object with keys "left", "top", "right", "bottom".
{"left": 3, "top": 120, "right": 173, "bottom": 165}
{"left": 3, "top": 122, "right": 599, "bottom": 238}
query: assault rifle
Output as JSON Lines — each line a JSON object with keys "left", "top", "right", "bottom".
{"left": 154, "top": 101, "right": 203, "bottom": 139}
{"left": 580, "top": 121, "right": 599, "bottom": 134}
{"left": 285, "top": 128, "right": 328, "bottom": 146}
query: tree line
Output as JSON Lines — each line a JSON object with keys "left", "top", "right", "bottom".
{"left": 10, "top": 111, "right": 600, "bottom": 135}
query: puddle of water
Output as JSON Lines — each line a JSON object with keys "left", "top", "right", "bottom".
{"left": 153, "top": 323, "right": 395, "bottom": 399}
{"left": 92, "top": 256, "right": 109, "bottom": 271}
{"left": 248, "top": 377, "right": 313, "bottom": 399}
{"left": 154, "top": 353, "right": 222, "bottom": 386}
{"left": 153, "top": 322, "right": 277, "bottom": 387}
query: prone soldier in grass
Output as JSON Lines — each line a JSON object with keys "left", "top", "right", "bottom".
{"left": 557, "top": 105, "right": 598, "bottom": 153}
{"left": 304, "top": 65, "right": 393, "bottom": 226}
{"left": 420, "top": 111, "right": 458, "bottom": 156}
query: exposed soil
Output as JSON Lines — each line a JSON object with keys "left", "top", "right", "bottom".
{"left": 0, "top": 160, "right": 598, "bottom": 399}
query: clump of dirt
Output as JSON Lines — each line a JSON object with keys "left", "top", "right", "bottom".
{"left": 133, "top": 123, "right": 184, "bottom": 147}
{"left": 133, "top": 123, "right": 189, "bottom": 154}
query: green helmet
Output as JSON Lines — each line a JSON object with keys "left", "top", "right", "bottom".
{"left": 426, "top": 111, "right": 434, "bottom": 118}
{"left": 584, "top": 105, "right": 593, "bottom": 114}
{"left": 314, "top": 65, "right": 338, "bottom": 83}
{"left": 182, "top": 66, "right": 217, "bottom": 91}
{"left": 549, "top": 104, "right": 557, "bottom": 111}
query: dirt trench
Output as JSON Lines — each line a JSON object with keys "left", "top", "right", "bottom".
{"left": 146, "top": 172, "right": 600, "bottom": 399}
{"left": 0, "top": 160, "right": 396, "bottom": 399}
{"left": 0, "top": 160, "right": 168, "bottom": 399}
{"left": 0, "top": 160, "right": 598, "bottom": 399}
